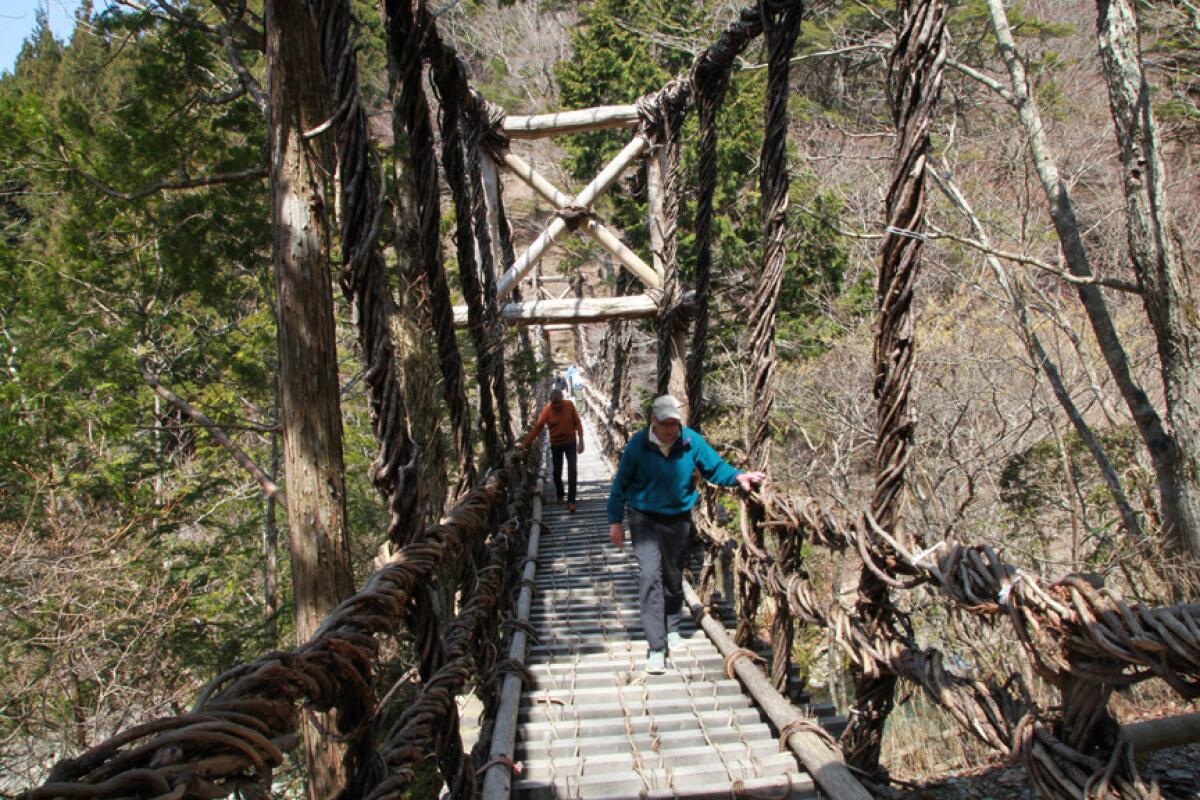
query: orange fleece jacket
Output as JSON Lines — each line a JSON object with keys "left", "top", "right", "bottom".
{"left": 523, "top": 400, "right": 583, "bottom": 447}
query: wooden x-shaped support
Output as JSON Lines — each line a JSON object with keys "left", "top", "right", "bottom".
{"left": 494, "top": 135, "right": 662, "bottom": 300}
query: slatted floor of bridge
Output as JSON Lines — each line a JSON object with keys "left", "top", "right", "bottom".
{"left": 496, "top": 420, "right": 846, "bottom": 800}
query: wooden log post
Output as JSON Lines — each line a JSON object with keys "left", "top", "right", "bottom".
{"left": 682, "top": 581, "right": 874, "bottom": 800}
{"left": 265, "top": 2, "right": 354, "bottom": 796}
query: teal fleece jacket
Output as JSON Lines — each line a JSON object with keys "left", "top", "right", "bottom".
{"left": 607, "top": 426, "right": 742, "bottom": 524}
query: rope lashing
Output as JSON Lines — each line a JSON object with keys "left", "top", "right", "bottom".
{"left": 723, "top": 647, "right": 766, "bottom": 679}
{"left": 475, "top": 755, "right": 522, "bottom": 776}
{"left": 492, "top": 658, "right": 535, "bottom": 688}
{"left": 777, "top": 717, "right": 838, "bottom": 752}
{"left": 555, "top": 205, "right": 592, "bottom": 232}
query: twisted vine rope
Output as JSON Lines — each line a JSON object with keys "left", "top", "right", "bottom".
{"left": 466, "top": 89, "right": 517, "bottom": 449}
{"left": 355, "top": 496, "right": 531, "bottom": 800}
{"left": 752, "top": 0, "right": 803, "bottom": 694}
{"left": 426, "top": 22, "right": 504, "bottom": 473}
{"left": 382, "top": 0, "right": 475, "bottom": 490}
{"left": 638, "top": 80, "right": 689, "bottom": 398}
{"left": 26, "top": 453, "right": 533, "bottom": 800}
{"left": 686, "top": 3, "right": 764, "bottom": 432}
{"left": 749, "top": 491, "right": 1196, "bottom": 797}
{"left": 842, "top": 0, "right": 948, "bottom": 774}
{"left": 313, "top": 0, "right": 423, "bottom": 547}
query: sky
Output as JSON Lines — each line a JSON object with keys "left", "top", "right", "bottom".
{"left": 0, "top": 0, "right": 84, "bottom": 76}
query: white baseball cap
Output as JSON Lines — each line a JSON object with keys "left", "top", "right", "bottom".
{"left": 651, "top": 395, "right": 684, "bottom": 422}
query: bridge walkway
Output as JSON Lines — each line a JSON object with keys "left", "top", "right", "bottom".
{"left": 509, "top": 419, "right": 842, "bottom": 800}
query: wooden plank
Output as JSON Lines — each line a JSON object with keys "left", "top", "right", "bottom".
{"left": 682, "top": 580, "right": 874, "bottom": 800}
{"left": 502, "top": 104, "right": 640, "bottom": 138}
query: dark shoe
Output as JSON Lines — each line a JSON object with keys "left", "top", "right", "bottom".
{"left": 568, "top": 502, "right": 576, "bottom": 513}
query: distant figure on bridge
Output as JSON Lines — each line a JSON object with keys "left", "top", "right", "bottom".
{"left": 551, "top": 373, "right": 568, "bottom": 395}
{"left": 565, "top": 364, "right": 578, "bottom": 397}
{"left": 522, "top": 388, "right": 585, "bottom": 512}
{"left": 607, "top": 395, "right": 765, "bottom": 675}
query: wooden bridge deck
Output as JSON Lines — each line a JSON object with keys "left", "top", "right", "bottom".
{"left": 506, "top": 421, "right": 843, "bottom": 800}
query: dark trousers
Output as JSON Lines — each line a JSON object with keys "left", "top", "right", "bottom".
{"left": 628, "top": 508, "right": 691, "bottom": 651}
{"left": 551, "top": 442, "right": 577, "bottom": 503}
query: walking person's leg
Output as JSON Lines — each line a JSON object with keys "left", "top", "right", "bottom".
{"left": 629, "top": 510, "right": 668, "bottom": 667}
{"left": 659, "top": 518, "right": 693, "bottom": 645}
{"left": 551, "top": 444, "right": 565, "bottom": 502}
{"left": 565, "top": 442, "right": 578, "bottom": 508}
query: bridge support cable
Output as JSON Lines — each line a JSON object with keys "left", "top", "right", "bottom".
{"left": 356, "top": 458, "right": 540, "bottom": 800}
{"left": 840, "top": 0, "right": 949, "bottom": 775}
{"left": 480, "top": 151, "right": 536, "bottom": 431}
{"left": 686, "top": 5, "right": 765, "bottom": 433}
{"left": 25, "top": 453, "right": 537, "bottom": 800}
{"left": 464, "top": 92, "right": 516, "bottom": 450}
{"left": 427, "top": 29, "right": 505, "bottom": 473}
{"left": 313, "top": 0, "right": 424, "bottom": 549}
{"left": 732, "top": 489, "right": 1200, "bottom": 797}
{"left": 734, "top": 2, "right": 803, "bottom": 704}
{"left": 640, "top": 81, "right": 690, "bottom": 405}
{"left": 382, "top": 0, "right": 476, "bottom": 492}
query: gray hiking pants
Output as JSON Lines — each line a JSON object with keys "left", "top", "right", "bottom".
{"left": 628, "top": 508, "right": 691, "bottom": 651}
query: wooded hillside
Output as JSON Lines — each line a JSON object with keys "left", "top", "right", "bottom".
{"left": 1, "top": 0, "right": 1197, "bottom": 794}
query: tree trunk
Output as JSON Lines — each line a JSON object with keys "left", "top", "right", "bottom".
{"left": 263, "top": 424, "right": 280, "bottom": 641}
{"left": 265, "top": 2, "right": 354, "bottom": 797}
{"left": 1096, "top": 0, "right": 1200, "bottom": 571}
{"left": 986, "top": 0, "right": 1197, "bottom": 582}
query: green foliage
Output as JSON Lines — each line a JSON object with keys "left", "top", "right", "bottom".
{"left": 557, "top": 0, "right": 853, "bottom": 371}
{"left": 0, "top": 2, "right": 306, "bottom": 768}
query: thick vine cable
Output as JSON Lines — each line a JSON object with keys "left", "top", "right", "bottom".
{"left": 381, "top": 0, "right": 475, "bottom": 490}
{"left": 26, "top": 456, "right": 532, "bottom": 800}
{"left": 841, "top": 0, "right": 947, "bottom": 774}
{"left": 312, "top": 0, "right": 423, "bottom": 547}
{"left": 685, "top": 3, "right": 767, "bottom": 431}
{"left": 426, "top": 21, "right": 504, "bottom": 472}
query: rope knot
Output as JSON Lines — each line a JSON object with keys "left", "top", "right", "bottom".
{"left": 556, "top": 205, "right": 591, "bottom": 232}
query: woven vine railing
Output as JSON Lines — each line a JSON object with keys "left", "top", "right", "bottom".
{"left": 24, "top": 450, "right": 540, "bottom": 800}
{"left": 579, "top": 384, "right": 1199, "bottom": 799}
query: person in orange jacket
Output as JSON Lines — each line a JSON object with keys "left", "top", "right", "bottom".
{"left": 522, "top": 388, "right": 585, "bottom": 511}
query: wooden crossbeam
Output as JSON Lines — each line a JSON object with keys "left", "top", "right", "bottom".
{"left": 501, "top": 104, "right": 640, "bottom": 139}
{"left": 452, "top": 295, "right": 659, "bottom": 327}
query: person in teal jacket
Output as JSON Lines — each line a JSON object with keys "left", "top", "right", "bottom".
{"left": 607, "top": 394, "right": 765, "bottom": 674}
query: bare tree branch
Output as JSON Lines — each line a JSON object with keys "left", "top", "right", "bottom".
{"left": 73, "top": 164, "right": 268, "bottom": 201}
{"left": 926, "top": 227, "right": 1141, "bottom": 292}
{"left": 140, "top": 367, "right": 287, "bottom": 510}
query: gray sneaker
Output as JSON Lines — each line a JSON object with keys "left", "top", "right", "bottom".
{"left": 645, "top": 649, "right": 666, "bottom": 675}
{"left": 667, "top": 631, "right": 685, "bottom": 650}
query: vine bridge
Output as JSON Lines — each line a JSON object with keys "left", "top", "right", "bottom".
{"left": 21, "top": 1, "right": 1200, "bottom": 800}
